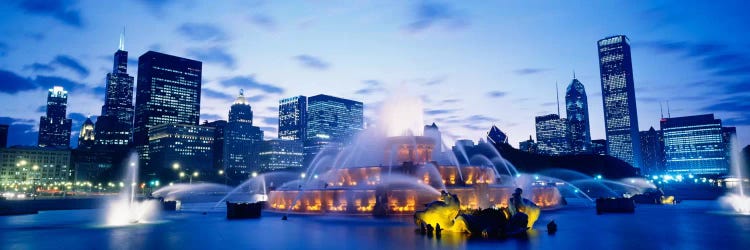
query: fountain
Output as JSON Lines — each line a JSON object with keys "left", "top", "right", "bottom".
{"left": 105, "top": 153, "right": 159, "bottom": 226}
{"left": 720, "top": 139, "right": 750, "bottom": 214}
{"left": 266, "top": 96, "right": 563, "bottom": 216}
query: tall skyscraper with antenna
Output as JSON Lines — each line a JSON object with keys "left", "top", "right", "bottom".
{"left": 597, "top": 35, "right": 642, "bottom": 168}
{"left": 95, "top": 29, "right": 134, "bottom": 148}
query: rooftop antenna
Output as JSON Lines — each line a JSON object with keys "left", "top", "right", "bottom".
{"left": 573, "top": 70, "right": 576, "bottom": 79}
{"left": 667, "top": 100, "right": 671, "bottom": 118}
{"left": 556, "top": 81, "right": 560, "bottom": 117}
{"left": 119, "top": 26, "right": 126, "bottom": 51}
{"left": 660, "top": 101, "right": 664, "bottom": 119}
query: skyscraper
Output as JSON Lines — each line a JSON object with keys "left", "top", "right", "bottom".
{"left": 78, "top": 117, "right": 95, "bottom": 149}
{"left": 304, "top": 95, "right": 363, "bottom": 166}
{"left": 661, "top": 114, "right": 727, "bottom": 175}
{"left": 535, "top": 114, "right": 569, "bottom": 156}
{"left": 598, "top": 35, "right": 641, "bottom": 168}
{"left": 565, "top": 76, "right": 591, "bottom": 154}
{"left": 95, "top": 32, "right": 134, "bottom": 148}
{"left": 279, "top": 96, "right": 307, "bottom": 141}
{"left": 148, "top": 123, "right": 215, "bottom": 181}
{"left": 38, "top": 86, "right": 72, "bottom": 148}
{"left": 224, "top": 91, "right": 264, "bottom": 179}
{"left": 519, "top": 135, "right": 538, "bottom": 154}
{"left": 258, "top": 139, "right": 304, "bottom": 171}
{"left": 639, "top": 127, "right": 664, "bottom": 175}
{"left": 0, "top": 124, "right": 8, "bottom": 148}
{"left": 201, "top": 120, "right": 227, "bottom": 170}
{"left": 133, "top": 51, "right": 202, "bottom": 167}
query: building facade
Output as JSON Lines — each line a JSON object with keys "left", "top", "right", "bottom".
{"left": 258, "top": 139, "right": 304, "bottom": 172}
{"left": 201, "top": 120, "right": 227, "bottom": 170}
{"left": 304, "top": 95, "right": 363, "bottom": 166}
{"left": 597, "top": 35, "right": 641, "bottom": 168}
{"left": 639, "top": 127, "right": 664, "bottom": 175}
{"left": 519, "top": 136, "right": 537, "bottom": 154}
{"left": 535, "top": 114, "right": 569, "bottom": 156}
{"left": 565, "top": 77, "right": 592, "bottom": 154}
{"left": 78, "top": 117, "right": 95, "bottom": 149}
{"left": 148, "top": 123, "right": 214, "bottom": 181}
{"left": 38, "top": 86, "right": 72, "bottom": 148}
{"left": 279, "top": 96, "right": 307, "bottom": 141}
{"left": 95, "top": 34, "right": 135, "bottom": 148}
{"left": 223, "top": 92, "right": 264, "bottom": 179}
{"left": 133, "top": 51, "right": 202, "bottom": 169}
{"left": 591, "top": 139, "right": 607, "bottom": 156}
{"left": 661, "top": 114, "right": 728, "bottom": 175}
{"left": 0, "top": 124, "right": 8, "bottom": 148}
{"left": 0, "top": 146, "right": 72, "bottom": 187}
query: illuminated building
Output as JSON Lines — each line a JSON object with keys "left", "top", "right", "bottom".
{"left": 38, "top": 86, "right": 72, "bottom": 148}
{"left": 133, "top": 51, "right": 202, "bottom": 170}
{"left": 535, "top": 114, "right": 569, "bottom": 155}
{"left": 0, "top": 146, "right": 72, "bottom": 186}
{"left": 278, "top": 96, "right": 307, "bottom": 141}
{"left": 95, "top": 31, "right": 134, "bottom": 148}
{"left": 148, "top": 123, "right": 214, "bottom": 180}
{"left": 639, "top": 127, "right": 664, "bottom": 175}
{"left": 223, "top": 91, "right": 264, "bottom": 178}
{"left": 304, "top": 94, "right": 363, "bottom": 167}
{"left": 565, "top": 76, "right": 591, "bottom": 154}
{"left": 78, "top": 117, "right": 95, "bottom": 149}
{"left": 598, "top": 35, "right": 642, "bottom": 168}
{"left": 258, "top": 139, "right": 304, "bottom": 171}
{"left": 519, "top": 135, "right": 537, "bottom": 154}
{"left": 661, "top": 114, "right": 728, "bottom": 175}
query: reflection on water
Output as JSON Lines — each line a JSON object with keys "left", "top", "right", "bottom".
{"left": 1, "top": 200, "right": 750, "bottom": 249}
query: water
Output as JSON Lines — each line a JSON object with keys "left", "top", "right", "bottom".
{"left": 105, "top": 153, "right": 159, "bottom": 226}
{"left": 720, "top": 138, "right": 750, "bottom": 214}
{"left": 2, "top": 200, "right": 748, "bottom": 249}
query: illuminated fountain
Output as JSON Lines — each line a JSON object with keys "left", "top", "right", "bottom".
{"left": 105, "top": 153, "right": 159, "bottom": 226}
{"left": 720, "top": 139, "right": 750, "bottom": 215}
{"left": 267, "top": 95, "right": 562, "bottom": 216}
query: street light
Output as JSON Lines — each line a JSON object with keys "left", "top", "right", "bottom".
{"left": 218, "top": 170, "right": 224, "bottom": 175}
{"left": 172, "top": 163, "right": 180, "bottom": 170}
{"left": 192, "top": 171, "right": 199, "bottom": 177}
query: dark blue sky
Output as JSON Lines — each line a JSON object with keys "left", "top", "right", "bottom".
{"left": 0, "top": 0, "right": 749, "bottom": 147}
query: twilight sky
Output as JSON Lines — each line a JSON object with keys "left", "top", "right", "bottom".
{"left": 0, "top": 0, "right": 749, "bottom": 148}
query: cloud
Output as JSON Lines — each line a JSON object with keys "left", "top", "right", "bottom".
{"left": 486, "top": 91, "right": 507, "bottom": 98}
{"left": 52, "top": 55, "right": 89, "bottom": 77}
{"left": 405, "top": 1, "right": 468, "bottom": 33}
{"left": 293, "top": 54, "right": 330, "bottom": 70}
{"left": 18, "top": 0, "right": 83, "bottom": 28}
{"left": 23, "top": 55, "right": 90, "bottom": 78}
{"left": 187, "top": 46, "right": 236, "bottom": 69}
{"left": 177, "top": 23, "right": 229, "bottom": 42}
{"left": 466, "top": 115, "right": 495, "bottom": 123}
{"left": 249, "top": 14, "right": 277, "bottom": 31}
{"left": 440, "top": 99, "right": 460, "bottom": 104}
{"left": 513, "top": 68, "right": 549, "bottom": 75}
{"left": 355, "top": 80, "right": 386, "bottom": 95}
{"left": 246, "top": 94, "right": 267, "bottom": 102}
{"left": 0, "top": 70, "right": 37, "bottom": 94}
{"left": 637, "top": 40, "right": 750, "bottom": 77}
{"left": 135, "top": 0, "right": 178, "bottom": 16}
{"left": 425, "top": 109, "right": 457, "bottom": 115}
{"left": 220, "top": 76, "right": 285, "bottom": 94}
{"left": 702, "top": 96, "right": 750, "bottom": 120}
{"left": 23, "top": 63, "right": 55, "bottom": 73}
{"left": 202, "top": 88, "right": 234, "bottom": 100}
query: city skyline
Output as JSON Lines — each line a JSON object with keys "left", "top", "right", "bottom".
{"left": 1, "top": 1, "right": 749, "bottom": 148}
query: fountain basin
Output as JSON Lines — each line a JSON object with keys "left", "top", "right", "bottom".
{"left": 596, "top": 198, "right": 635, "bottom": 214}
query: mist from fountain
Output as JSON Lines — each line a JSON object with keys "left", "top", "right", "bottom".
{"left": 213, "top": 172, "right": 299, "bottom": 208}
{"left": 105, "top": 153, "right": 159, "bottom": 226}
{"left": 720, "top": 138, "right": 749, "bottom": 214}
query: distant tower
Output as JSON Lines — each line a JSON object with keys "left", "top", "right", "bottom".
{"left": 224, "top": 90, "right": 264, "bottom": 178}
{"left": 38, "top": 86, "right": 72, "bottom": 148}
{"left": 487, "top": 125, "right": 509, "bottom": 145}
{"left": 424, "top": 122, "right": 443, "bottom": 152}
{"left": 95, "top": 30, "right": 135, "bottom": 148}
{"left": 565, "top": 76, "right": 592, "bottom": 154}
{"left": 598, "top": 35, "right": 641, "bottom": 167}
{"left": 78, "top": 117, "right": 95, "bottom": 149}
